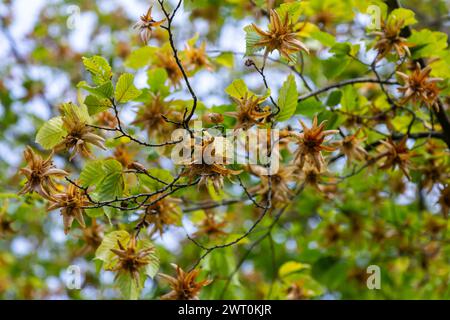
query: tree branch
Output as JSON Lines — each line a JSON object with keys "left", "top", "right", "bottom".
{"left": 385, "top": 0, "right": 450, "bottom": 148}
{"left": 158, "top": 0, "right": 198, "bottom": 131}
{"left": 298, "top": 78, "right": 398, "bottom": 102}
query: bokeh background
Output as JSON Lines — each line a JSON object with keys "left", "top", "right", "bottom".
{"left": 0, "top": 0, "right": 450, "bottom": 299}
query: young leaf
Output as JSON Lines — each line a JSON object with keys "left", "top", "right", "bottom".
{"left": 84, "top": 95, "right": 112, "bottom": 115}
{"left": 60, "top": 102, "right": 91, "bottom": 124}
{"left": 296, "top": 98, "right": 325, "bottom": 117}
{"left": 225, "top": 79, "right": 249, "bottom": 99}
{"left": 244, "top": 25, "right": 263, "bottom": 56}
{"left": 97, "top": 160, "right": 124, "bottom": 201}
{"left": 35, "top": 116, "right": 67, "bottom": 149}
{"left": 125, "top": 46, "right": 157, "bottom": 70}
{"left": 317, "top": 110, "right": 344, "bottom": 130}
{"left": 140, "top": 239, "right": 159, "bottom": 278}
{"left": 103, "top": 159, "right": 123, "bottom": 174}
{"left": 82, "top": 56, "right": 112, "bottom": 85}
{"left": 115, "top": 240, "right": 159, "bottom": 300}
{"left": 311, "top": 31, "right": 336, "bottom": 47}
{"left": 341, "top": 85, "right": 358, "bottom": 111}
{"left": 276, "top": 74, "right": 298, "bottom": 122}
{"left": 326, "top": 90, "right": 342, "bottom": 107}
{"left": 276, "top": 2, "right": 303, "bottom": 23}
{"left": 116, "top": 272, "right": 143, "bottom": 300}
{"left": 78, "top": 81, "right": 114, "bottom": 100}
{"left": 321, "top": 56, "right": 350, "bottom": 78}
{"left": 115, "top": 73, "right": 142, "bottom": 103}
{"left": 85, "top": 207, "right": 105, "bottom": 218}
{"left": 388, "top": 8, "right": 417, "bottom": 26}
{"left": 79, "top": 160, "right": 106, "bottom": 187}
{"left": 279, "top": 261, "right": 310, "bottom": 278}
{"left": 95, "top": 230, "right": 131, "bottom": 269}
{"left": 147, "top": 68, "right": 168, "bottom": 94}
{"left": 408, "top": 30, "right": 448, "bottom": 59}
{"left": 330, "top": 43, "right": 351, "bottom": 57}
{"left": 214, "top": 52, "right": 234, "bottom": 68}
{"left": 95, "top": 232, "right": 159, "bottom": 300}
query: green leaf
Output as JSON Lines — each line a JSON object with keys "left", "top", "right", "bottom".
{"left": 281, "top": 273, "right": 324, "bottom": 298}
{"left": 79, "top": 159, "right": 124, "bottom": 202}
{"left": 103, "top": 159, "right": 123, "bottom": 174}
{"left": 84, "top": 95, "right": 112, "bottom": 115}
{"left": 244, "top": 25, "right": 263, "bottom": 56}
{"left": 60, "top": 102, "right": 91, "bottom": 124}
{"left": 139, "top": 168, "right": 173, "bottom": 191}
{"left": 322, "top": 56, "right": 350, "bottom": 78}
{"left": 312, "top": 256, "right": 348, "bottom": 290}
{"left": 311, "top": 31, "right": 336, "bottom": 47}
{"left": 115, "top": 73, "right": 142, "bottom": 103}
{"left": 125, "top": 46, "right": 157, "bottom": 70}
{"left": 115, "top": 240, "right": 159, "bottom": 300}
{"left": 97, "top": 160, "right": 124, "bottom": 201}
{"left": 408, "top": 30, "right": 448, "bottom": 59}
{"left": 429, "top": 51, "right": 450, "bottom": 78}
{"left": 326, "top": 90, "right": 342, "bottom": 107}
{"left": 285, "top": 54, "right": 299, "bottom": 65}
{"left": 116, "top": 272, "right": 143, "bottom": 300}
{"left": 95, "top": 232, "right": 159, "bottom": 300}
{"left": 147, "top": 68, "right": 168, "bottom": 94}
{"left": 82, "top": 56, "right": 112, "bottom": 85}
{"left": 330, "top": 42, "right": 351, "bottom": 57}
{"left": 207, "top": 179, "right": 224, "bottom": 201}
{"left": 0, "top": 193, "right": 21, "bottom": 199}
{"left": 95, "top": 230, "right": 131, "bottom": 269}
{"left": 388, "top": 8, "right": 417, "bottom": 26}
{"left": 98, "top": 173, "right": 123, "bottom": 201}
{"left": 204, "top": 247, "right": 236, "bottom": 276}
{"left": 296, "top": 98, "right": 324, "bottom": 117}
{"left": 225, "top": 79, "right": 249, "bottom": 99}
{"left": 79, "top": 160, "right": 106, "bottom": 187}
{"left": 276, "top": 2, "right": 303, "bottom": 23}
{"left": 214, "top": 52, "right": 234, "bottom": 68}
{"left": 78, "top": 81, "right": 114, "bottom": 99}
{"left": 187, "top": 33, "right": 200, "bottom": 47}
{"left": 341, "top": 85, "right": 358, "bottom": 111}
{"left": 103, "top": 206, "right": 116, "bottom": 222}
{"left": 85, "top": 207, "right": 105, "bottom": 218}
{"left": 202, "top": 248, "right": 237, "bottom": 299}
{"left": 317, "top": 110, "right": 344, "bottom": 130}
{"left": 276, "top": 74, "right": 298, "bottom": 122}
{"left": 35, "top": 116, "right": 67, "bottom": 149}
{"left": 140, "top": 239, "right": 159, "bottom": 278}
{"left": 279, "top": 261, "right": 311, "bottom": 278}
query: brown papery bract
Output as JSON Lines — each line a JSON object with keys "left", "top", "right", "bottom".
{"left": 159, "top": 264, "right": 212, "bottom": 300}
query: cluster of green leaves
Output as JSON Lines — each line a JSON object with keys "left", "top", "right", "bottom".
{"left": 95, "top": 231, "right": 159, "bottom": 299}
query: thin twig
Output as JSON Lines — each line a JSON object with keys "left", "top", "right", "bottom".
{"left": 158, "top": 0, "right": 198, "bottom": 131}
{"left": 298, "top": 78, "right": 398, "bottom": 101}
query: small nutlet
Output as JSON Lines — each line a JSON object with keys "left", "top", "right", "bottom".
{"left": 128, "top": 161, "right": 148, "bottom": 173}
